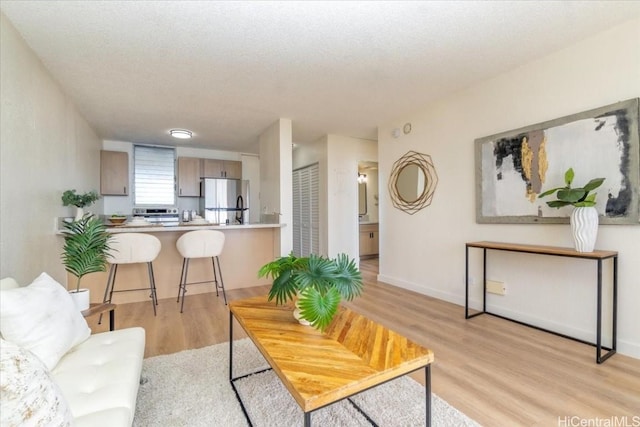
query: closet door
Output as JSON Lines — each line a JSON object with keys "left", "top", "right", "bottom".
{"left": 292, "top": 163, "right": 319, "bottom": 257}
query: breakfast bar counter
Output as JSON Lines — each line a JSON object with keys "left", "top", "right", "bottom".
{"left": 66, "top": 223, "right": 283, "bottom": 305}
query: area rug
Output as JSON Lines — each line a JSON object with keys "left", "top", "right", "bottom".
{"left": 133, "top": 339, "right": 480, "bottom": 426}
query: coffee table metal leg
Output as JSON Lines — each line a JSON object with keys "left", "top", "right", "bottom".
{"left": 304, "top": 412, "right": 311, "bottom": 426}
{"left": 425, "top": 364, "right": 431, "bottom": 427}
{"left": 109, "top": 309, "right": 115, "bottom": 331}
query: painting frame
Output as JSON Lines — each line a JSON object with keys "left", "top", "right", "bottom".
{"left": 475, "top": 98, "right": 640, "bottom": 225}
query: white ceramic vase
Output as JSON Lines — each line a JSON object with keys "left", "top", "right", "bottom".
{"left": 74, "top": 207, "right": 84, "bottom": 221}
{"left": 293, "top": 300, "right": 311, "bottom": 326}
{"left": 69, "top": 288, "right": 90, "bottom": 311}
{"left": 570, "top": 206, "right": 599, "bottom": 253}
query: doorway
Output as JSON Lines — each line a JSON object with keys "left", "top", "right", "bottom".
{"left": 358, "top": 161, "right": 379, "bottom": 260}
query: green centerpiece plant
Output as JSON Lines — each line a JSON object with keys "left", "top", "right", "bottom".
{"left": 61, "top": 189, "right": 100, "bottom": 208}
{"left": 258, "top": 253, "right": 363, "bottom": 331}
{"left": 538, "top": 168, "right": 605, "bottom": 208}
{"left": 538, "top": 167, "right": 605, "bottom": 253}
{"left": 61, "top": 214, "right": 113, "bottom": 294}
{"left": 62, "top": 189, "right": 101, "bottom": 221}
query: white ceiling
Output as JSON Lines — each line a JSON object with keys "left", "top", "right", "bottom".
{"left": 2, "top": 1, "right": 639, "bottom": 153}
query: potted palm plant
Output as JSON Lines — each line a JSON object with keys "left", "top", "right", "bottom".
{"left": 258, "top": 253, "right": 363, "bottom": 331}
{"left": 61, "top": 189, "right": 100, "bottom": 221}
{"left": 538, "top": 167, "right": 605, "bottom": 252}
{"left": 60, "top": 214, "right": 113, "bottom": 310}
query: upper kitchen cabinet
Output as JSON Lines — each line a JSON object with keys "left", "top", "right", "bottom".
{"left": 100, "top": 150, "right": 129, "bottom": 196}
{"left": 202, "top": 159, "right": 242, "bottom": 179}
{"left": 177, "top": 157, "right": 201, "bottom": 197}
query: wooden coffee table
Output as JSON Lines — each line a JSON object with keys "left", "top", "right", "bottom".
{"left": 229, "top": 295, "right": 435, "bottom": 426}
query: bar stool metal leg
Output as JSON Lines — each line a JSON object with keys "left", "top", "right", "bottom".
{"left": 179, "top": 258, "right": 190, "bottom": 313}
{"left": 99, "top": 264, "right": 118, "bottom": 325}
{"left": 214, "top": 256, "right": 227, "bottom": 305}
{"left": 147, "top": 261, "right": 158, "bottom": 315}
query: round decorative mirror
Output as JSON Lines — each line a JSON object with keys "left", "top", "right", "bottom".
{"left": 388, "top": 151, "right": 438, "bottom": 214}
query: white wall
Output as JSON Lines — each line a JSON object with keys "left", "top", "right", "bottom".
{"left": 294, "top": 136, "right": 377, "bottom": 259}
{"left": 259, "top": 119, "right": 293, "bottom": 255}
{"left": 0, "top": 13, "right": 103, "bottom": 285}
{"left": 378, "top": 18, "right": 640, "bottom": 358}
{"left": 326, "top": 135, "right": 377, "bottom": 259}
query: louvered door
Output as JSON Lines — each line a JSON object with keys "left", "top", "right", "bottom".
{"left": 292, "top": 163, "right": 319, "bottom": 256}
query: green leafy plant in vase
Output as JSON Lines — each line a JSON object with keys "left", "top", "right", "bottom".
{"left": 258, "top": 253, "right": 363, "bottom": 331}
{"left": 60, "top": 214, "right": 113, "bottom": 309}
{"left": 62, "top": 189, "right": 100, "bottom": 220}
{"left": 538, "top": 167, "right": 605, "bottom": 252}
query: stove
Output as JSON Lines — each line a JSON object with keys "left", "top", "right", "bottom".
{"left": 132, "top": 208, "right": 180, "bottom": 226}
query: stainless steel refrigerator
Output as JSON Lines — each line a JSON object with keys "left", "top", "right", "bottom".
{"left": 199, "top": 178, "right": 249, "bottom": 224}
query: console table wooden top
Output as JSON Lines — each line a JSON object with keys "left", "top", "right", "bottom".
{"left": 466, "top": 241, "right": 618, "bottom": 260}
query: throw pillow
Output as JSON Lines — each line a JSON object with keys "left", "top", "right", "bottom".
{"left": 0, "top": 272, "right": 90, "bottom": 370}
{"left": 0, "top": 338, "right": 73, "bottom": 426}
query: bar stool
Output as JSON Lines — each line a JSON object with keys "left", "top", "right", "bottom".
{"left": 101, "top": 233, "right": 161, "bottom": 318}
{"left": 176, "top": 230, "right": 227, "bottom": 313}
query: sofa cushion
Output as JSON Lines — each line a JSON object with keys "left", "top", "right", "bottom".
{"left": 0, "top": 338, "right": 73, "bottom": 426}
{"left": 0, "top": 277, "right": 20, "bottom": 290}
{"left": 0, "top": 272, "right": 91, "bottom": 370}
{"left": 51, "top": 327, "right": 146, "bottom": 426}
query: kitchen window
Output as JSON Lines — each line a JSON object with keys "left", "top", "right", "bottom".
{"left": 134, "top": 145, "right": 176, "bottom": 206}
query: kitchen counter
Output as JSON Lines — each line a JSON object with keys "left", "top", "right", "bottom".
{"left": 61, "top": 222, "right": 283, "bottom": 305}
{"left": 105, "top": 222, "right": 283, "bottom": 233}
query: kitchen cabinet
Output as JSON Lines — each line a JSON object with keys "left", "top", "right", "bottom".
{"left": 100, "top": 150, "right": 129, "bottom": 195}
{"left": 177, "top": 157, "right": 201, "bottom": 197}
{"left": 359, "top": 223, "right": 379, "bottom": 258}
{"left": 202, "top": 159, "right": 242, "bottom": 179}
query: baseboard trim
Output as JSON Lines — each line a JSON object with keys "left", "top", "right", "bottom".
{"left": 376, "top": 273, "right": 640, "bottom": 360}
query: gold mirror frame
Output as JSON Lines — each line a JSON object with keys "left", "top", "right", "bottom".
{"left": 388, "top": 151, "right": 438, "bottom": 215}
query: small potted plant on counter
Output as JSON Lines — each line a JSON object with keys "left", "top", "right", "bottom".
{"left": 60, "top": 214, "right": 113, "bottom": 311}
{"left": 258, "top": 253, "right": 363, "bottom": 331}
{"left": 538, "top": 167, "right": 605, "bottom": 252}
{"left": 62, "top": 189, "right": 100, "bottom": 221}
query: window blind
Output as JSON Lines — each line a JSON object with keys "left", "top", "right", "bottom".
{"left": 134, "top": 145, "right": 175, "bottom": 206}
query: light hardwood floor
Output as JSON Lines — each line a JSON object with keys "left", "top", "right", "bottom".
{"left": 85, "top": 258, "right": 640, "bottom": 426}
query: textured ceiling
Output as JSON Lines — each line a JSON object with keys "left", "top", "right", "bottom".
{"left": 2, "top": 1, "right": 639, "bottom": 153}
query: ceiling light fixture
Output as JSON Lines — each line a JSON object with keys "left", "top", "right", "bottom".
{"left": 170, "top": 129, "right": 193, "bottom": 139}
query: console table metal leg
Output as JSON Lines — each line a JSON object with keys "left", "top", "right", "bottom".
{"left": 109, "top": 308, "right": 115, "bottom": 331}
{"left": 425, "top": 364, "right": 431, "bottom": 427}
{"left": 597, "top": 259, "right": 603, "bottom": 363}
{"left": 596, "top": 256, "right": 618, "bottom": 364}
{"left": 465, "top": 245, "right": 486, "bottom": 319}
{"left": 465, "top": 245, "right": 470, "bottom": 318}
{"left": 482, "top": 248, "right": 487, "bottom": 313}
{"left": 613, "top": 256, "right": 618, "bottom": 353}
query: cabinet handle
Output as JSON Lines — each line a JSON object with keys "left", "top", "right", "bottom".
{"left": 124, "top": 186, "right": 126, "bottom": 193}
{"left": 180, "top": 188, "right": 182, "bottom": 195}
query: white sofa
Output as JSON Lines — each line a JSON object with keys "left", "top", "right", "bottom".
{"left": 0, "top": 275, "right": 145, "bottom": 426}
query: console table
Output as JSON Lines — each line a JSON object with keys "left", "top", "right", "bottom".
{"left": 465, "top": 241, "right": 617, "bottom": 364}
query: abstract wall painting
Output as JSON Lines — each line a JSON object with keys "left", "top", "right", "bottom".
{"left": 475, "top": 98, "right": 639, "bottom": 224}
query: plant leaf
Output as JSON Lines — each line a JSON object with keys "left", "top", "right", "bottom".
{"left": 557, "top": 188, "right": 586, "bottom": 203}
{"left": 546, "top": 200, "right": 572, "bottom": 208}
{"left": 564, "top": 168, "right": 575, "bottom": 186}
{"left": 297, "top": 286, "right": 341, "bottom": 331}
{"left": 330, "top": 253, "right": 363, "bottom": 301}
{"left": 61, "top": 215, "right": 112, "bottom": 292}
{"left": 538, "top": 186, "right": 566, "bottom": 198}
{"left": 583, "top": 178, "right": 605, "bottom": 192}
